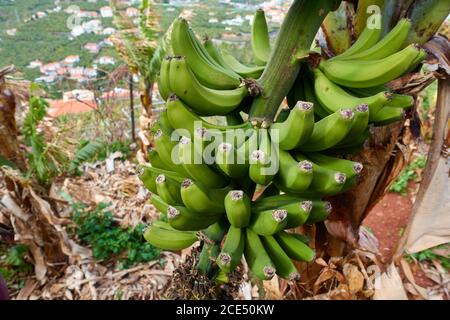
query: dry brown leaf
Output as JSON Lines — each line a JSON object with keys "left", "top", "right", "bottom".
{"left": 343, "top": 264, "right": 365, "bottom": 293}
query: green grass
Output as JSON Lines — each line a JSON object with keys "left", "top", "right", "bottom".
{"left": 390, "top": 155, "right": 427, "bottom": 195}
{"left": 406, "top": 244, "right": 450, "bottom": 271}
{"left": 71, "top": 202, "right": 161, "bottom": 269}
{"left": 0, "top": 244, "right": 33, "bottom": 284}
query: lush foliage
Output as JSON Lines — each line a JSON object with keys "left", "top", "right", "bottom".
{"left": 72, "top": 202, "right": 161, "bottom": 269}
{"left": 390, "top": 155, "right": 427, "bottom": 195}
{"left": 406, "top": 244, "right": 450, "bottom": 271}
{"left": 0, "top": 245, "right": 32, "bottom": 282}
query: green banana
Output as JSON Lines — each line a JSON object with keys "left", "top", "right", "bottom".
{"left": 201, "top": 218, "right": 229, "bottom": 243}
{"left": 371, "top": 106, "right": 407, "bottom": 126}
{"left": 202, "top": 37, "right": 232, "bottom": 70}
{"left": 249, "top": 129, "right": 278, "bottom": 185}
{"left": 314, "top": 69, "right": 391, "bottom": 115}
{"left": 251, "top": 9, "right": 271, "bottom": 66}
{"left": 303, "top": 74, "right": 330, "bottom": 119}
{"left": 217, "top": 226, "right": 245, "bottom": 274}
{"left": 306, "top": 200, "right": 333, "bottom": 224}
{"left": 319, "top": 44, "right": 422, "bottom": 88}
{"left": 137, "top": 166, "right": 184, "bottom": 195}
{"left": 144, "top": 221, "right": 198, "bottom": 251}
{"left": 169, "top": 57, "right": 248, "bottom": 116}
{"left": 275, "top": 231, "right": 315, "bottom": 262}
{"left": 180, "top": 179, "right": 229, "bottom": 214}
{"left": 293, "top": 152, "right": 347, "bottom": 196}
{"left": 337, "top": 18, "right": 412, "bottom": 61}
{"left": 335, "top": 104, "right": 370, "bottom": 146}
{"left": 244, "top": 229, "right": 276, "bottom": 280}
{"left": 305, "top": 152, "right": 363, "bottom": 180}
{"left": 253, "top": 194, "right": 314, "bottom": 212}
{"left": 215, "top": 142, "right": 249, "bottom": 179}
{"left": 270, "top": 101, "right": 315, "bottom": 150}
{"left": 167, "top": 204, "right": 221, "bottom": 231}
{"left": 158, "top": 56, "right": 172, "bottom": 100}
{"left": 171, "top": 18, "right": 241, "bottom": 89}
{"left": 261, "top": 236, "right": 300, "bottom": 281}
{"left": 222, "top": 53, "right": 265, "bottom": 79}
{"left": 275, "top": 149, "right": 313, "bottom": 193}
{"left": 178, "top": 136, "right": 228, "bottom": 189}
{"left": 348, "top": 87, "right": 414, "bottom": 109}
{"left": 279, "top": 201, "right": 313, "bottom": 229}
{"left": 334, "top": 19, "right": 382, "bottom": 60}
{"left": 298, "top": 108, "right": 355, "bottom": 152}
{"left": 155, "top": 174, "right": 183, "bottom": 206}
{"left": 224, "top": 190, "right": 251, "bottom": 227}
{"left": 154, "top": 129, "right": 187, "bottom": 175}
{"left": 249, "top": 209, "right": 288, "bottom": 236}
{"left": 147, "top": 148, "right": 172, "bottom": 171}
{"left": 166, "top": 95, "right": 249, "bottom": 138}
{"left": 389, "top": 94, "right": 415, "bottom": 108}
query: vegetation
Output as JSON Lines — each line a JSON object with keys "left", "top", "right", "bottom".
{"left": 0, "top": 245, "right": 32, "bottom": 284}
{"left": 71, "top": 202, "right": 161, "bottom": 269}
{"left": 390, "top": 155, "right": 428, "bottom": 195}
{"left": 406, "top": 244, "right": 450, "bottom": 271}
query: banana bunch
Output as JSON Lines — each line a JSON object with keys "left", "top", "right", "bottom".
{"left": 288, "top": 18, "right": 427, "bottom": 130}
{"left": 141, "top": 10, "right": 427, "bottom": 282}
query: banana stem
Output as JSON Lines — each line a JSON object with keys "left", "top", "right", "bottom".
{"left": 248, "top": 0, "right": 341, "bottom": 125}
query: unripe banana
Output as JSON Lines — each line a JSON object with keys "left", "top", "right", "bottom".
{"left": 137, "top": 166, "right": 184, "bottom": 194}
{"left": 314, "top": 69, "right": 391, "bottom": 115}
{"left": 306, "top": 200, "right": 333, "bottom": 224}
{"left": 303, "top": 74, "right": 330, "bottom": 119}
{"left": 251, "top": 9, "right": 271, "bottom": 66}
{"left": 298, "top": 108, "right": 355, "bottom": 152}
{"left": 215, "top": 142, "right": 249, "bottom": 179}
{"left": 274, "top": 231, "right": 315, "bottom": 262}
{"left": 203, "top": 37, "right": 233, "bottom": 71}
{"left": 270, "top": 101, "right": 315, "bottom": 150}
{"left": 320, "top": 44, "right": 422, "bottom": 88}
{"left": 171, "top": 18, "right": 241, "bottom": 89}
{"left": 180, "top": 179, "right": 229, "bottom": 214}
{"left": 144, "top": 221, "right": 198, "bottom": 251}
{"left": 147, "top": 148, "right": 172, "bottom": 171}
{"left": 169, "top": 57, "right": 248, "bottom": 116}
{"left": 217, "top": 226, "right": 245, "bottom": 274}
{"left": 335, "top": 104, "right": 370, "bottom": 146}
{"left": 249, "top": 130, "right": 278, "bottom": 185}
{"left": 338, "top": 18, "right": 412, "bottom": 61}
{"left": 166, "top": 95, "right": 250, "bottom": 139}
{"left": 279, "top": 201, "right": 313, "bottom": 229}
{"left": 293, "top": 152, "right": 347, "bottom": 196}
{"left": 389, "top": 94, "right": 414, "bottom": 108}
{"left": 224, "top": 190, "right": 251, "bottom": 227}
{"left": 253, "top": 194, "right": 318, "bottom": 212}
{"left": 249, "top": 209, "right": 288, "bottom": 236}
{"left": 154, "top": 129, "right": 187, "bottom": 175}
{"left": 155, "top": 174, "right": 183, "bottom": 206}
{"left": 334, "top": 20, "right": 382, "bottom": 60}
{"left": 158, "top": 56, "right": 172, "bottom": 100}
{"left": 178, "top": 136, "right": 228, "bottom": 189}
{"left": 371, "top": 106, "right": 407, "bottom": 126}
{"left": 201, "top": 218, "right": 229, "bottom": 243}
{"left": 261, "top": 236, "right": 300, "bottom": 281}
{"left": 167, "top": 205, "right": 221, "bottom": 231}
{"left": 275, "top": 149, "right": 313, "bottom": 193}
{"left": 222, "top": 53, "right": 265, "bottom": 79}
{"left": 244, "top": 229, "right": 276, "bottom": 280}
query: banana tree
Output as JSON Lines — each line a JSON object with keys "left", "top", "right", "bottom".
{"left": 110, "top": 0, "right": 167, "bottom": 153}
{"left": 140, "top": 0, "right": 450, "bottom": 299}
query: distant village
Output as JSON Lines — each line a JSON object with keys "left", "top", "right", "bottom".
{"left": 3, "top": 0, "right": 291, "bottom": 117}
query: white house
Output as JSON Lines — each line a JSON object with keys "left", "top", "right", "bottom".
{"left": 6, "top": 29, "right": 17, "bottom": 36}
{"left": 100, "top": 6, "right": 113, "bottom": 18}
{"left": 96, "top": 56, "right": 115, "bottom": 65}
{"left": 40, "top": 62, "right": 61, "bottom": 75}
{"left": 102, "top": 27, "right": 116, "bottom": 35}
{"left": 82, "top": 19, "right": 103, "bottom": 34}
{"left": 63, "top": 55, "right": 80, "bottom": 66}
{"left": 84, "top": 42, "right": 101, "bottom": 54}
{"left": 126, "top": 7, "right": 139, "bottom": 17}
{"left": 27, "top": 60, "right": 43, "bottom": 69}
{"left": 63, "top": 89, "right": 95, "bottom": 102}
{"left": 208, "top": 18, "right": 219, "bottom": 24}
{"left": 71, "top": 25, "right": 85, "bottom": 37}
